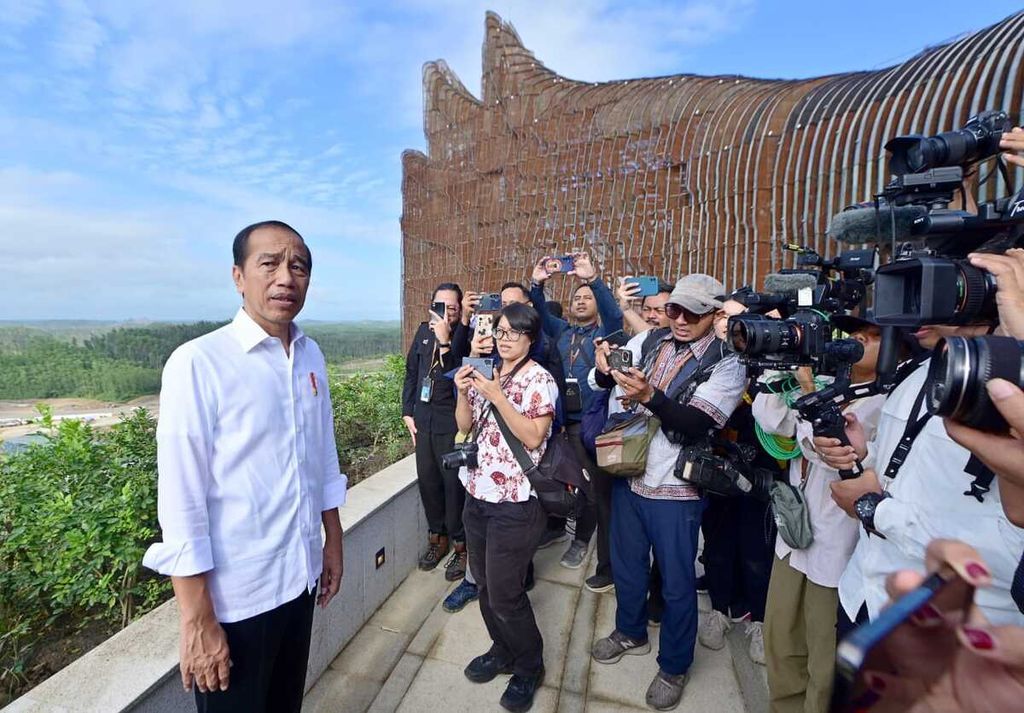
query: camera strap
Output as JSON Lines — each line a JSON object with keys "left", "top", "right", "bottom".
{"left": 883, "top": 384, "right": 930, "bottom": 480}
{"left": 471, "top": 357, "right": 530, "bottom": 443}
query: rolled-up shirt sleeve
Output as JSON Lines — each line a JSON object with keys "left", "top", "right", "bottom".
{"left": 143, "top": 347, "right": 217, "bottom": 577}
{"left": 320, "top": 372, "right": 348, "bottom": 510}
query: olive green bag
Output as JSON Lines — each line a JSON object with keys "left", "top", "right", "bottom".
{"left": 594, "top": 412, "right": 662, "bottom": 478}
{"left": 769, "top": 478, "right": 814, "bottom": 550}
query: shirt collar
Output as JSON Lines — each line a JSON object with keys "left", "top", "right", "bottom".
{"left": 231, "top": 307, "right": 305, "bottom": 353}
{"left": 657, "top": 329, "right": 716, "bottom": 359}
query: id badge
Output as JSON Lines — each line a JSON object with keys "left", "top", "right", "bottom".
{"left": 420, "top": 376, "right": 434, "bottom": 403}
{"left": 564, "top": 377, "right": 583, "bottom": 413}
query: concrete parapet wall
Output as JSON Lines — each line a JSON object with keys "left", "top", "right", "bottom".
{"left": 3, "top": 455, "right": 425, "bottom": 713}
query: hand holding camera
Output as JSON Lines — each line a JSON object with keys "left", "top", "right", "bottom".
{"left": 594, "top": 339, "right": 613, "bottom": 375}
{"left": 812, "top": 412, "right": 868, "bottom": 471}
{"left": 616, "top": 276, "right": 642, "bottom": 308}
{"left": 1000, "top": 126, "right": 1024, "bottom": 168}
{"left": 573, "top": 253, "right": 596, "bottom": 282}
{"left": 462, "top": 291, "right": 481, "bottom": 325}
{"left": 828, "top": 467, "right": 882, "bottom": 518}
{"left": 611, "top": 367, "right": 655, "bottom": 405}
{"left": 430, "top": 314, "right": 452, "bottom": 345}
{"left": 470, "top": 364, "right": 504, "bottom": 404}
{"left": 470, "top": 331, "right": 494, "bottom": 357}
{"left": 967, "top": 248, "right": 1024, "bottom": 339}
{"left": 945, "top": 378, "right": 1024, "bottom": 496}
{"left": 454, "top": 365, "right": 476, "bottom": 395}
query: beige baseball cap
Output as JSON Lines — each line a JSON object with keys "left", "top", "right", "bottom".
{"left": 666, "top": 274, "right": 727, "bottom": 314}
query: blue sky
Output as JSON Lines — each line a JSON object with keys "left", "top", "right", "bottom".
{"left": 3, "top": 0, "right": 1022, "bottom": 321}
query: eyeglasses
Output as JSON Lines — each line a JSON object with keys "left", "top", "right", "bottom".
{"left": 665, "top": 303, "right": 710, "bottom": 324}
{"left": 494, "top": 327, "right": 527, "bottom": 342}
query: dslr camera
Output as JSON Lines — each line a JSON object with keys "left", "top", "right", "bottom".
{"left": 674, "top": 439, "right": 775, "bottom": 501}
{"left": 441, "top": 442, "right": 479, "bottom": 470}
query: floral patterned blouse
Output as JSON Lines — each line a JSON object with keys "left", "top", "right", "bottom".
{"left": 460, "top": 362, "right": 558, "bottom": 503}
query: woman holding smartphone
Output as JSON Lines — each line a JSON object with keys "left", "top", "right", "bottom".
{"left": 453, "top": 302, "right": 558, "bottom": 713}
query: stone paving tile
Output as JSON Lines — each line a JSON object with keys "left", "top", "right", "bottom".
{"left": 395, "top": 658, "right": 559, "bottom": 713}
{"left": 367, "top": 652, "right": 425, "bottom": 713}
{"left": 532, "top": 537, "right": 593, "bottom": 588}
{"left": 588, "top": 590, "right": 745, "bottom": 712}
{"left": 429, "top": 579, "right": 578, "bottom": 688}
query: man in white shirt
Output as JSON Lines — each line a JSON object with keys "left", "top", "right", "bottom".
{"left": 143, "top": 221, "right": 347, "bottom": 713}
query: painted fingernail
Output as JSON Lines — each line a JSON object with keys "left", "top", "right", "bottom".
{"left": 865, "top": 673, "right": 887, "bottom": 692}
{"left": 965, "top": 561, "right": 991, "bottom": 581}
{"left": 911, "top": 603, "right": 944, "bottom": 626}
{"left": 963, "top": 627, "right": 996, "bottom": 651}
{"left": 987, "top": 379, "right": 1016, "bottom": 401}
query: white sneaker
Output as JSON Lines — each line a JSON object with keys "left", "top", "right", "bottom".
{"left": 698, "top": 609, "right": 731, "bottom": 650}
{"left": 746, "top": 620, "right": 765, "bottom": 665}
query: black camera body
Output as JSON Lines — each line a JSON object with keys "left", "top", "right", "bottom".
{"left": 674, "top": 440, "right": 774, "bottom": 501}
{"left": 885, "top": 110, "right": 1011, "bottom": 175}
{"left": 727, "top": 309, "right": 831, "bottom": 372}
{"left": 441, "top": 442, "right": 479, "bottom": 470}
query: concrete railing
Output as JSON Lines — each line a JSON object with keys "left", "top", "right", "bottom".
{"left": 4, "top": 455, "right": 425, "bottom": 713}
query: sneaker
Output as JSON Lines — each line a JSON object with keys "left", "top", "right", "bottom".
{"left": 464, "top": 651, "right": 513, "bottom": 684}
{"left": 585, "top": 573, "right": 614, "bottom": 593}
{"left": 566, "top": 516, "right": 577, "bottom": 538}
{"left": 695, "top": 574, "right": 708, "bottom": 594}
{"left": 536, "top": 527, "right": 568, "bottom": 550}
{"left": 499, "top": 667, "right": 545, "bottom": 712}
{"left": 645, "top": 669, "right": 688, "bottom": 711}
{"left": 444, "top": 544, "right": 467, "bottom": 582}
{"left": 418, "top": 533, "right": 449, "bottom": 571}
{"left": 592, "top": 629, "right": 651, "bottom": 664}
{"left": 698, "top": 609, "right": 731, "bottom": 650}
{"left": 559, "top": 540, "right": 589, "bottom": 569}
{"left": 443, "top": 579, "right": 479, "bottom": 613}
{"left": 647, "top": 596, "right": 663, "bottom": 627}
{"left": 746, "top": 620, "right": 765, "bottom": 665}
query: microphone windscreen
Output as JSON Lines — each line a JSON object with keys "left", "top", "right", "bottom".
{"left": 763, "top": 272, "right": 819, "bottom": 295}
{"left": 827, "top": 205, "right": 927, "bottom": 244}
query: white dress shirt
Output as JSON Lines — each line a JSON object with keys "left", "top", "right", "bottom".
{"left": 143, "top": 308, "right": 348, "bottom": 623}
{"left": 752, "top": 385, "right": 887, "bottom": 588}
{"left": 839, "top": 362, "right": 1024, "bottom": 626}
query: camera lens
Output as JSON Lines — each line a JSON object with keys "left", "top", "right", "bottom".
{"left": 953, "top": 260, "right": 998, "bottom": 324}
{"left": 727, "top": 314, "right": 800, "bottom": 356}
{"left": 926, "top": 336, "right": 1024, "bottom": 434}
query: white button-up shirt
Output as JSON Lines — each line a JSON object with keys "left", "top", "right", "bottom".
{"left": 839, "top": 362, "right": 1024, "bottom": 626}
{"left": 752, "top": 385, "right": 887, "bottom": 588}
{"left": 143, "top": 308, "right": 348, "bottom": 623}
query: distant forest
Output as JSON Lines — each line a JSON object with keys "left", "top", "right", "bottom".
{"left": 0, "top": 320, "right": 400, "bottom": 401}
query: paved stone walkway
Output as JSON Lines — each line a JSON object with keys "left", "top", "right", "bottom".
{"left": 305, "top": 541, "right": 767, "bottom": 713}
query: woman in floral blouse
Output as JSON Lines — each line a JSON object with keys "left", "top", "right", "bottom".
{"left": 454, "top": 302, "right": 559, "bottom": 713}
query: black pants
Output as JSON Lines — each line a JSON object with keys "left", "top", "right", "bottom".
{"left": 565, "top": 423, "right": 605, "bottom": 555}
{"left": 414, "top": 429, "right": 465, "bottom": 542}
{"left": 194, "top": 588, "right": 316, "bottom": 713}
{"left": 463, "top": 495, "right": 547, "bottom": 677}
{"left": 702, "top": 494, "right": 775, "bottom": 621}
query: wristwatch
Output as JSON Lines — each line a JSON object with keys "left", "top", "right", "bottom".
{"left": 854, "top": 492, "right": 891, "bottom": 538}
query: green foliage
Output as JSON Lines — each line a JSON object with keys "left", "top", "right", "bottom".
{"left": 330, "top": 354, "right": 411, "bottom": 482}
{"left": 0, "top": 409, "right": 168, "bottom": 696}
{"left": 0, "top": 321, "right": 401, "bottom": 401}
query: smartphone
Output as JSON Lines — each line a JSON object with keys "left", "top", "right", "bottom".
{"left": 626, "top": 275, "right": 660, "bottom": 297}
{"left": 830, "top": 567, "right": 973, "bottom": 712}
{"left": 463, "top": 357, "right": 495, "bottom": 381}
{"left": 478, "top": 293, "right": 501, "bottom": 312}
{"left": 608, "top": 349, "right": 634, "bottom": 372}
{"left": 475, "top": 313, "right": 494, "bottom": 339}
{"left": 544, "top": 255, "right": 576, "bottom": 273}
{"left": 599, "top": 329, "right": 631, "bottom": 348}
{"left": 430, "top": 301, "right": 446, "bottom": 322}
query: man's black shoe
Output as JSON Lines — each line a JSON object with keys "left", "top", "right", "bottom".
{"left": 464, "top": 651, "right": 513, "bottom": 683}
{"left": 500, "top": 667, "right": 545, "bottom": 712}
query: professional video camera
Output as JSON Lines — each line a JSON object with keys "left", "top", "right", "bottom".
{"left": 728, "top": 243, "right": 874, "bottom": 374}
{"left": 826, "top": 110, "right": 1023, "bottom": 328}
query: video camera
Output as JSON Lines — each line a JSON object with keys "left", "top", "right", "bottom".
{"left": 674, "top": 438, "right": 775, "bottom": 501}
{"left": 847, "top": 109, "right": 1023, "bottom": 328}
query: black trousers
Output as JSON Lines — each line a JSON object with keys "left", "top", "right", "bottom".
{"left": 702, "top": 494, "right": 775, "bottom": 621}
{"left": 414, "top": 429, "right": 465, "bottom": 542}
{"left": 194, "top": 588, "right": 316, "bottom": 713}
{"left": 463, "top": 495, "right": 547, "bottom": 677}
{"left": 565, "top": 423, "right": 606, "bottom": 559}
